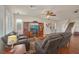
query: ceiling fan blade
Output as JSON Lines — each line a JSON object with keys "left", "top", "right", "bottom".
{"left": 51, "top": 14, "right": 56, "bottom": 16}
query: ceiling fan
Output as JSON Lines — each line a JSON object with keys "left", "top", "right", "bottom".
{"left": 46, "top": 10, "right": 56, "bottom": 16}
{"left": 41, "top": 9, "right": 56, "bottom": 18}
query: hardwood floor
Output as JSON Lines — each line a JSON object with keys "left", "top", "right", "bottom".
{"left": 59, "top": 35, "right": 79, "bottom": 54}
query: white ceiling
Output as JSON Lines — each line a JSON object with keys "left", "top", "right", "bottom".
{"left": 6, "top": 5, "right": 79, "bottom": 20}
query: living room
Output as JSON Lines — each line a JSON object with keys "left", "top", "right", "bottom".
{"left": 0, "top": 5, "right": 79, "bottom": 54}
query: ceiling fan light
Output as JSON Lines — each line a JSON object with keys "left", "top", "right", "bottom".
{"left": 52, "top": 14, "right": 56, "bottom": 16}
{"left": 46, "top": 15, "right": 50, "bottom": 19}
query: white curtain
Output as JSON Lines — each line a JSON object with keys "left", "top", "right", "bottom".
{"left": 6, "top": 10, "right": 13, "bottom": 34}
{"left": 16, "top": 19, "right": 23, "bottom": 34}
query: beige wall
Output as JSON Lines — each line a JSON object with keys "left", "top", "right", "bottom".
{"left": 0, "top": 6, "right": 5, "bottom": 53}
{"left": 14, "top": 14, "right": 54, "bottom": 35}
{"left": 55, "top": 18, "right": 79, "bottom": 34}
{"left": 13, "top": 14, "right": 79, "bottom": 35}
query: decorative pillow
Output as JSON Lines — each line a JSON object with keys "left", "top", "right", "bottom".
{"left": 7, "top": 35, "right": 17, "bottom": 45}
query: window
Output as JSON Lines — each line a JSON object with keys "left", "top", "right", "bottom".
{"left": 6, "top": 11, "right": 13, "bottom": 34}
{"left": 0, "top": 6, "right": 4, "bottom": 37}
{"left": 16, "top": 19, "right": 23, "bottom": 34}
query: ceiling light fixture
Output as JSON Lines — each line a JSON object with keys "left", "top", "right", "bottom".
{"left": 74, "top": 9, "right": 79, "bottom": 13}
{"left": 29, "top": 5, "right": 36, "bottom": 9}
{"left": 41, "top": 9, "right": 56, "bottom": 19}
